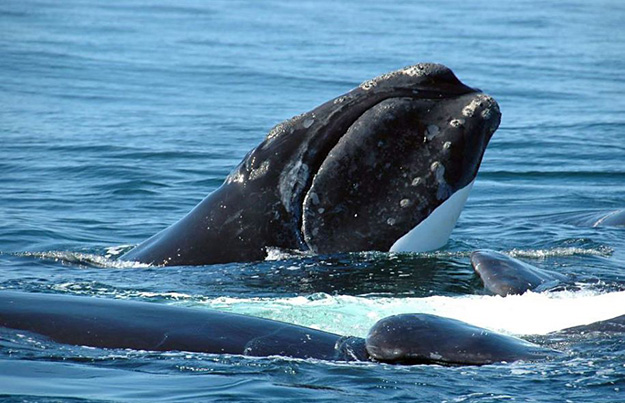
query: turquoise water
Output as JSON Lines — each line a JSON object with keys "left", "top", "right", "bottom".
{"left": 1, "top": 0, "right": 625, "bottom": 401}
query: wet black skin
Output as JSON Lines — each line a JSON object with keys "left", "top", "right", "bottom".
{"left": 0, "top": 291, "right": 554, "bottom": 365}
{"left": 593, "top": 210, "right": 625, "bottom": 226}
{"left": 121, "top": 63, "right": 501, "bottom": 266}
{"left": 559, "top": 314, "right": 625, "bottom": 333}
{"left": 366, "top": 314, "right": 551, "bottom": 365}
{"left": 567, "top": 209, "right": 625, "bottom": 227}
{"left": 471, "top": 250, "right": 568, "bottom": 296}
{"left": 0, "top": 291, "right": 367, "bottom": 362}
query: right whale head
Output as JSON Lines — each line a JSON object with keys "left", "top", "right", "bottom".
{"left": 123, "top": 63, "right": 501, "bottom": 265}
{"left": 229, "top": 63, "right": 501, "bottom": 254}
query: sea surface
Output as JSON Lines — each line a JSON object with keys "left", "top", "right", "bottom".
{"left": 1, "top": 0, "right": 625, "bottom": 401}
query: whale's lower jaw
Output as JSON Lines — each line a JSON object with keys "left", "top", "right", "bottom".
{"left": 389, "top": 180, "right": 475, "bottom": 253}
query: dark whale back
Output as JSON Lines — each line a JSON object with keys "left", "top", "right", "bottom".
{"left": 0, "top": 291, "right": 558, "bottom": 366}
{"left": 365, "top": 313, "right": 552, "bottom": 365}
{"left": 0, "top": 291, "right": 366, "bottom": 361}
{"left": 471, "top": 250, "right": 568, "bottom": 296}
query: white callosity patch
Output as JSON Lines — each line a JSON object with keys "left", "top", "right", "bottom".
{"left": 224, "top": 162, "right": 246, "bottom": 184}
{"left": 333, "top": 95, "right": 349, "bottom": 104}
{"left": 266, "top": 122, "right": 287, "bottom": 141}
{"left": 449, "top": 119, "right": 464, "bottom": 128}
{"left": 360, "top": 63, "right": 441, "bottom": 90}
{"left": 389, "top": 180, "right": 475, "bottom": 253}
{"left": 463, "top": 94, "right": 497, "bottom": 118}
{"left": 265, "top": 112, "right": 309, "bottom": 143}
{"left": 359, "top": 80, "right": 376, "bottom": 91}
{"left": 249, "top": 160, "right": 270, "bottom": 181}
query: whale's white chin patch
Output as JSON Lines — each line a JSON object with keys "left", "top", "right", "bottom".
{"left": 389, "top": 180, "right": 475, "bottom": 253}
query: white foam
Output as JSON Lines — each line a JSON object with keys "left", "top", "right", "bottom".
{"left": 188, "top": 290, "right": 625, "bottom": 337}
{"left": 390, "top": 180, "right": 474, "bottom": 253}
{"left": 19, "top": 251, "right": 149, "bottom": 269}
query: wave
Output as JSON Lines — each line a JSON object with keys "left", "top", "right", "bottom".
{"left": 12, "top": 243, "right": 612, "bottom": 272}
{"left": 266, "top": 246, "right": 612, "bottom": 262}
{"left": 16, "top": 248, "right": 147, "bottom": 269}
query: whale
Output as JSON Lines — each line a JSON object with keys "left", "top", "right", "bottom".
{"left": 559, "top": 314, "right": 625, "bottom": 333}
{"left": 365, "top": 313, "right": 549, "bottom": 365}
{"left": 121, "top": 63, "right": 501, "bottom": 266}
{"left": 471, "top": 250, "right": 569, "bottom": 296}
{"left": 591, "top": 209, "right": 625, "bottom": 227}
{"left": 0, "top": 291, "right": 549, "bottom": 366}
{"left": 566, "top": 209, "right": 625, "bottom": 228}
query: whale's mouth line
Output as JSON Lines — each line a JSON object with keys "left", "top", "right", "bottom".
{"left": 292, "top": 90, "right": 477, "bottom": 252}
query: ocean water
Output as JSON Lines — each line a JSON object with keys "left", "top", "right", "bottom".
{"left": 1, "top": 0, "right": 625, "bottom": 401}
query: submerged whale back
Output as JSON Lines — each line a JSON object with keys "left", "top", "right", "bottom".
{"left": 0, "top": 291, "right": 359, "bottom": 361}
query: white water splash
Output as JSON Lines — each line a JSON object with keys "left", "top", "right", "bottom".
{"left": 265, "top": 245, "right": 611, "bottom": 262}
{"left": 184, "top": 290, "right": 625, "bottom": 337}
{"left": 18, "top": 251, "right": 149, "bottom": 269}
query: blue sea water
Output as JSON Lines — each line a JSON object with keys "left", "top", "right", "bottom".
{"left": 1, "top": 0, "right": 625, "bottom": 401}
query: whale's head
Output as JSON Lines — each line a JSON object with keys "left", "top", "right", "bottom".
{"left": 230, "top": 63, "right": 501, "bottom": 254}
{"left": 123, "top": 63, "right": 501, "bottom": 266}
{"left": 365, "top": 313, "right": 551, "bottom": 365}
